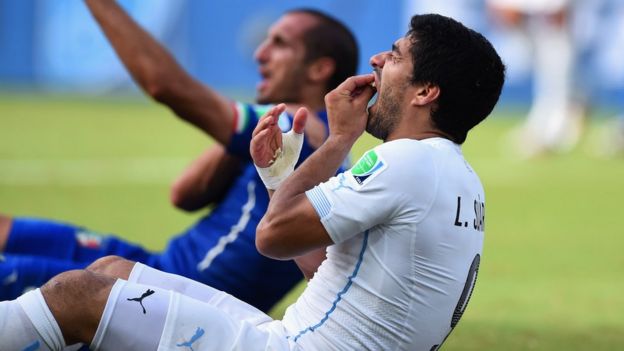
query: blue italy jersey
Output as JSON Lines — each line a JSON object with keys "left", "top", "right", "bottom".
{"left": 2, "top": 102, "right": 341, "bottom": 313}
{"left": 161, "top": 103, "right": 331, "bottom": 310}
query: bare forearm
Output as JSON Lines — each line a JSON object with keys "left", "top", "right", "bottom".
{"left": 85, "top": 0, "right": 181, "bottom": 93}
{"left": 171, "top": 146, "right": 241, "bottom": 211}
{"left": 264, "top": 180, "right": 326, "bottom": 278}
{"left": 85, "top": 0, "right": 233, "bottom": 144}
{"left": 255, "top": 75, "right": 374, "bottom": 260}
{"left": 256, "top": 135, "right": 355, "bottom": 259}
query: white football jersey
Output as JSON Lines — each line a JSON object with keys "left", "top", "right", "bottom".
{"left": 282, "top": 138, "right": 485, "bottom": 350}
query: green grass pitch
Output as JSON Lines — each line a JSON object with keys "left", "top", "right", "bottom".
{"left": 1, "top": 94, "right": 623, "bottom": 349}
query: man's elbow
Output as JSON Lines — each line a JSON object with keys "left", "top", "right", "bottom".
{"left": 169, "top": 183, "right": 201, "bottom": 212}
{"left": 145, "top": 80, "right": 173, "bottom": 103}
{"left": 255, "top": 221, "right": 290, "bottom": 260}
{"left": 141, "top": 68, "right": 179, "bottom": 103}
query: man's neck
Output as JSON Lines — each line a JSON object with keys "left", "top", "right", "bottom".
{"left": 299, "top": 83, "right": 327, "bottom": 112}
{"left": 387, "top": 129, "right": 451, "bottom": 141}
{"left": 300, "top": 98, "right": 325, "bottom": 113}
{"left": 384, "top": 108, "right": 454, "bottom": 143}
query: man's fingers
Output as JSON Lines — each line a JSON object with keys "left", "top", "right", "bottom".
{"left": 252, "top": 128, "right": 282, "bottom": 168}
{"left": 268, "top": 103, "right": 286, "bottom": 125}
{"left": 350, "top": 73, "right": 375, "bottom": 88}
{"left": 252, "top": 116, "right": 274, "bottom": 137}
{"left": 252, "top": 128, "right": 271, "bottom": 149}
{"left": 351, "top": 83, "right": 376, "bottom": 104}
{"left": 337, "top": 74, "right": 375, "bottom": 96}
{"left": 251, "top": 129, "right": 271, "bottom": 167}
{"left": 267, "top": 103, "right": 286, "bottom": 119}
{"left": 292, "top": 107, "right": 308, "bottom": 135}
{"left": 325, "top": 74, "right": 375, "bottom": 107}
{"left": 271, "top": 128, "right": 282, "bottom": 151}
{"left": 253, "top": 103, "right": 286, "bottom": 137}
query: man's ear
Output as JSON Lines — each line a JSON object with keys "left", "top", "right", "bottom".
{"left": 411, "top": 82, "right": 440, "bottom": 107}
{"left": 307, "top": 57, "right": 335, "bottom": 84}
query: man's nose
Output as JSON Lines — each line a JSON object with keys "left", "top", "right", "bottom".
{"left": 369, "top": 51, "right": 388, "bottom": 68}
{"left": 254, "top": 41, "right": 269, "bottom": 62}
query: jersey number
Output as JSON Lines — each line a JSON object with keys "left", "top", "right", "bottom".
{"left": 430, "top": 253, "right": 481, "bottom": 351}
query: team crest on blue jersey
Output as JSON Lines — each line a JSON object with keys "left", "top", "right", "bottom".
{"left": 75, "top": 230, "right": 104, "bottom": 249}
{"left": 350, "top": 149, "right": 386, "bottom": 185}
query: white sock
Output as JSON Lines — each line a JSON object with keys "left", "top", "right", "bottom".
{"left": 0, "top": 289, "right": 65, "bottom": 351}
{"left": 17, "top": 289, "right": 66, "bottom": 350}
{"left": 0, "top": 300, "right": 47, "bottom": 351}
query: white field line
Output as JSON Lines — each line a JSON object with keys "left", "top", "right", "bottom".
{"left": 0, "top": 158, "right": 188, "bottom": 185}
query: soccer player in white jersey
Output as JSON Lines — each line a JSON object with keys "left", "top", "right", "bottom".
{"left": 0, "top": 14, "right": 505, "bottom": 350}
{"left": 487, "top": 0, "right": 581, "bottom": 156}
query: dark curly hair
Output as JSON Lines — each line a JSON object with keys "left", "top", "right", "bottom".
{"left": 287, "top": 8, "right": 359, "bottom": 93}
{"left": 407, "top": 14, "right": 506, "bottom": 143}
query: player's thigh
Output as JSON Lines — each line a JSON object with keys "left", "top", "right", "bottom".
{"left": 93, "top": 278, "right": 288, "bottom": 351}
{"left": 130, "top": 262, "right": 272, "bottom": 325}
{"left": 158, "top": 292, "right": 289, "bottom": 351}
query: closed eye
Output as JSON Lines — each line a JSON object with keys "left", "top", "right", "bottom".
{"left": 390, "top": 43, "right": 402, "bottom": 62}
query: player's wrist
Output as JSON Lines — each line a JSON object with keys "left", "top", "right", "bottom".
{"left": 255, "top": 129, "right": 304, "bottom": 190}
{"left": 325, "top": 134, "right": 358, "bottom": 153}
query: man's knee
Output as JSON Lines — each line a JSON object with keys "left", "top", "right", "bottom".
{"left": 86, "top": 255, "right": 136, "bottom": 279}
{"left": 41, "top": 269, "right": 116, "bottom": 344}
{"left": 42, "top": 269, "right": 114, "bottom": 309}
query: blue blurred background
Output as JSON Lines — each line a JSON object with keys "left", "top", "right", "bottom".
{"left": 1, "top": 0, "right": 623, "bottom": 107}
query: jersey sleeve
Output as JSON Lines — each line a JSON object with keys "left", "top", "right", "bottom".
{"left": 226, "top": 102, "right": 320, "bottom": 168}
{"left": 226, "top": 102, "right": 270, "bottom": 159}
{"left": 305, "top": 141, "right": 437, "bottom": 244}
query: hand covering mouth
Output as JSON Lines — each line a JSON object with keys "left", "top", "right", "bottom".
{"left": 371, "top": 69, "right": 380, "bottom": 91}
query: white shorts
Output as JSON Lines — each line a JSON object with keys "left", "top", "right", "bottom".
{"left": 158, "top": 291, "right": 289, "bottom": 351}
{"left": 92, "top": 263, "right": 291, "bottom": 351}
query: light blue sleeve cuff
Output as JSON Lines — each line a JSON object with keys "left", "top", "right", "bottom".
{"left": 305, "top": 186, "right": 332, "bottom": 220}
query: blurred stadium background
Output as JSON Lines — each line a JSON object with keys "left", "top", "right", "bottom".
{"left": 1, "top": 0, "right": 623, "bottom": 349}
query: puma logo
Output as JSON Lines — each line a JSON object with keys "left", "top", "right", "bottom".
{"left": 176, "top": 327, "right": 205, "bottom": 351}
{"left": 127, "top": 289, "right": 155, "bottom": 314}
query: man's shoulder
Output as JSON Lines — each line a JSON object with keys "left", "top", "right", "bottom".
{"left": 346, "top": 140, "right": 437, "bottom": 190}
{"left": 365, "top": 138, "right": 459, "bottom": 191}
{"left": 375, "top": 139, "right": 437, "bottom": 165}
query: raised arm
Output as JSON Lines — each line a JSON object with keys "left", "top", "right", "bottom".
{"left": 252, "top": 74, "right": 375, "bottom": 261}
{"left": 84, "top": 0, "right": 234, "bottom": 145}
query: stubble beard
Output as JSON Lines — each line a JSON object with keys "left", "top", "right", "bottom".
{"left": 256, "top": 65, "right": 306, "bottom": 105}
{"left": 366, "top": 85, "right": 402, "bottom": 141}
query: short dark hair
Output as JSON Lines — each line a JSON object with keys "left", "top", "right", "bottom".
{"left": 407, "top": 14, "right": 505, "bottom": 144}
{"left": 288, "top": 8, "right": 359, "bottom": 93}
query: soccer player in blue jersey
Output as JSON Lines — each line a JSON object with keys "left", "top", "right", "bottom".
{"left": 0, "top": 0, "right": 358, "bottom": 312}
